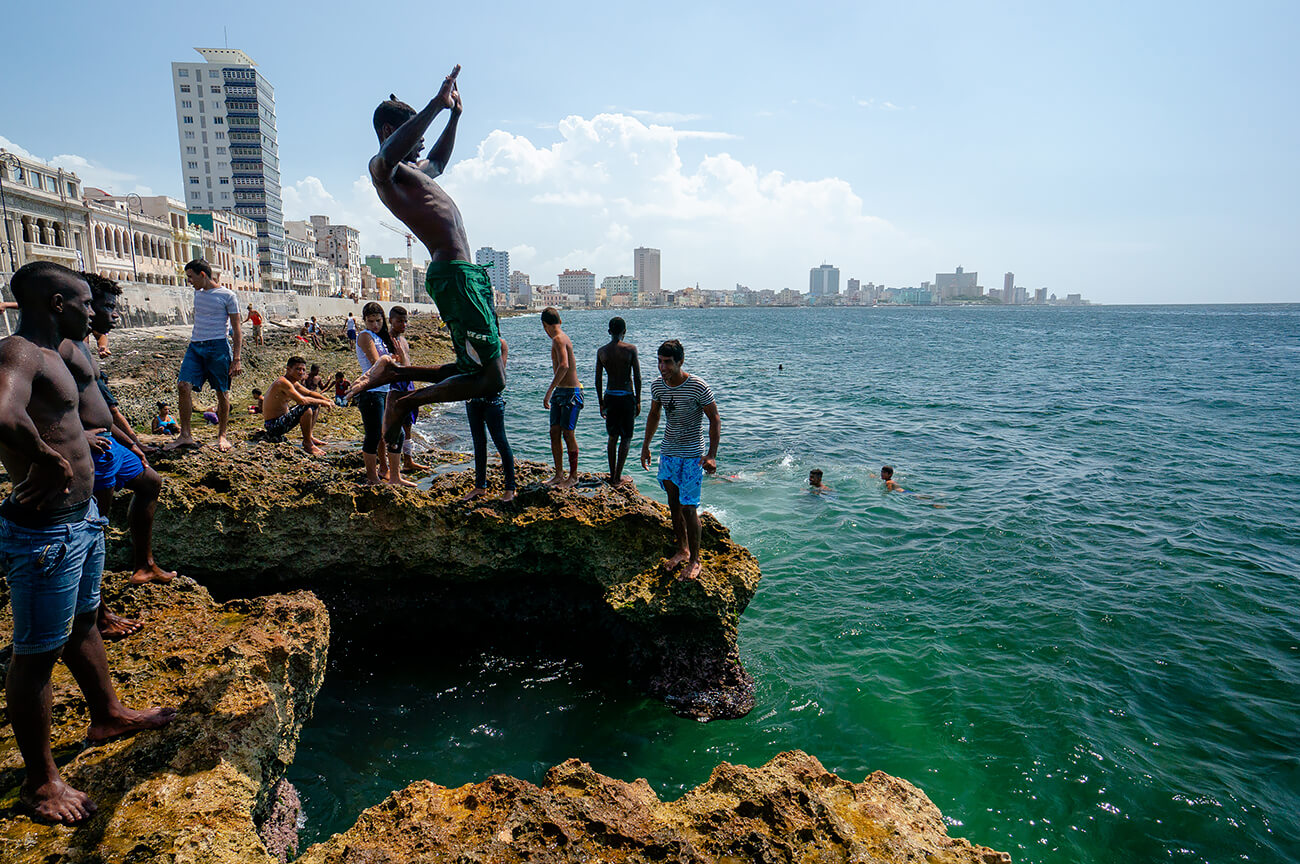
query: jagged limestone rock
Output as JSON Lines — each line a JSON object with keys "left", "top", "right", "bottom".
{"left": 131, "top": 445, "right": 761, "bottom": 720}
{"left": 0, "top": 577, "right": 328, "bottom": 864}
{"left": 296, "top": 750, "right": 1011, "bottom": 864}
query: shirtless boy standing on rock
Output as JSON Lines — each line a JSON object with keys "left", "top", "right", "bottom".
{"left": 348, "top": 65, "right": 506, "bottom": 435}
{"left": 0, "top": 262, "right": 174, "bottom": 824}
{"left": 595, "top": 316, "right": 641, "bottom": 487}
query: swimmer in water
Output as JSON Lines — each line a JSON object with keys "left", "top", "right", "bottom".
{"left": 876, "top": 465, "right": 946, "bottom": 507}
{"left": 808, "top": 468, "right": 830, "bottom": 492}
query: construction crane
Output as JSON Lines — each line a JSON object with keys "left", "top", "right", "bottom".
{"left": 379, "top": 220, "right": 415, "bottom": 302}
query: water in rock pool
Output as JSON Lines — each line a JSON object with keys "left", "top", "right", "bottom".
{"left": 288, "top": 304, "right": 1300, "bottom": 864}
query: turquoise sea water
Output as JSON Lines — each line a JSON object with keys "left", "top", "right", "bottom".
{"left": 289, "top": 305, "right": 1300, "bottom": 864}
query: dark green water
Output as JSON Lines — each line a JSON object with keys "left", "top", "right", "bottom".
{"left": 289, "top": 305, "right": 1300, "bottom": 863}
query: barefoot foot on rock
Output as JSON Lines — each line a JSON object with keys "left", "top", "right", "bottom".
{"left": 86, "top": 705, "right": 177, "bottom": 746}
{"left": 460, "top": 488, "right": 487, "bottom": 503}
{"left": 97, "top": 606, "right": 144, "bottom": 640}
{"left": 129, "top": 562, "right": 176, "bottom": 585}
{"left": 499, "top": 489, "right": 516, "bottom": 502}
{"left": 660, "top": 549, "right": 690, "bottom": 573}
{"left": 677, "top": 560, "right": 703, "bottom": 582}
{"left": 21, "top": 779, "right": 96, "bottom": 824}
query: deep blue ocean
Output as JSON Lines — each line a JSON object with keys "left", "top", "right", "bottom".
{"left": 290, "top": 305, "right": 1300, "bottom": 864}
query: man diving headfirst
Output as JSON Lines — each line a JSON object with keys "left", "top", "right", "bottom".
{"left": 348, "top": 65, "right": 505, "bottom": 437}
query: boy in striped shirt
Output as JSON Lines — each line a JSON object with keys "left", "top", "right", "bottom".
{"left": 639, "top": 339, "right": 720, "bottom": 582}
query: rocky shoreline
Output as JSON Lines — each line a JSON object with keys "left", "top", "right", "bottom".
{"left": 0, "top": 317, "right": 1008, "bottom": 861}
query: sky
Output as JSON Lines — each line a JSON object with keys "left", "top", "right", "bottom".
{"left": 2, "top": 0, "right": 1297, "bottom": 304}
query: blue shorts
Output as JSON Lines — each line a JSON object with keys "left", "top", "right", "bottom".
{"left": 657, "top": 455, "right": 705, "bottom": 507}
{"left": 549, "top": 387, "right": 583, "bottom": 431}
{"left": 92, "top": 435, "right": 146, "bottom": 493}
{"left": 179, "top": 338, "right": 232, "bottom": 393}
{"left": 1, "top": 498, "right": 108, "bottom": 655}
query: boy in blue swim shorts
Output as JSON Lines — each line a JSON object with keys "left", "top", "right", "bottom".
{"left": 542, "top": 307, "right": 583, "bottom": 489}
{"left": 639, "top": 339, "right": 721, "bottom": 583}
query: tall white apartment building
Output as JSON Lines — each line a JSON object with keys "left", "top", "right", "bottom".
{"left": 474, "top": 247, "right": 510, "bottom": 297}
{"left": 634, "top": 247, "right": 660, "bottom": 297}
{"left": 170, "top": 48, "right": 287, "bottom": 290}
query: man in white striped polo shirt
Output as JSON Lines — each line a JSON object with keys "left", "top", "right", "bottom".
{"left": 639, "top": 339, "right": 721, "bottom": 583}
{"left": 166, "top": 259, "right": 242, "bottom": 452}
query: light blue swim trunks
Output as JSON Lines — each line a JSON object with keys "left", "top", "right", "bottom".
{"left": 657, "top": 455, "right": 704, "bottom": 507}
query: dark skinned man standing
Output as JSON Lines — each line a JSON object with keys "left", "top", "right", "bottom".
{"left": 0, "top": 262, "right": 174, "bottom": 824}
{"left": 348, "top": 65, "right": 506, "bottom": 440}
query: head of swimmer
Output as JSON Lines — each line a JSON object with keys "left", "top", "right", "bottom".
{"left": 809, "top": 469, "right": 824, "bottom": 487}
{"left": 12, "top": 262, "right": 94, "bottom": 342}
{"left": 880, "top": 465, "right": 894, "bottom": 481}
{"left": 373, "top": 95, "right": 422, "bottom": 162}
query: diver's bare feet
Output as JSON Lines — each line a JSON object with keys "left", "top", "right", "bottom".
{"left": 86, "top": 705, "right": 177, "bottom": 746}
{"left": 543, "top": 474, "right": 566, "bottom": 488}
{"left": 215, "top": 436, "right": 234, "bottom": 453}
{"left": 386, "top": 476, "right": 418, "bottom": 488}
{"left": 129, "top": 562, "right": 176, "bottom": 585}
{"left": 460, "top": 487, "right": 487, "bottom": 503}
{"left": 660, "top": 549, "right": 690, "bottom": 573}
{"left": 21, "top": 779, "right": 96, "bottom": 824}
{"left": 345, "top": 355, "right": 400, "bottom": 398}
{"left": 403, "top": 457, "right": 430, "bottom": 472}
{"left": 312, "top": 436, "right": 327, "bottom": 446}
{"left": 499, "top": 489, "right": 516, "bottom": 502}
{"left": 678, "top": 560, "right": 703, "bottom": 582}
{"left": 97, "top": 605, "right": 143, "bottom": 640}
{"left": 555, "top": 475, "right": 578, "bottom": 490}
{"left": 304, "top": 445, "right": 326, "bottom": 456}
{"left": 164, "top": 434, "right": 198, "bottom": 451}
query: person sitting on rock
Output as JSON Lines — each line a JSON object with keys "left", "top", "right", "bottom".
{"left": 152, "top": 402, "right": 180, "bottom": 436}
{"left": 262, "top": 356, "right": 332, "bottom": 455}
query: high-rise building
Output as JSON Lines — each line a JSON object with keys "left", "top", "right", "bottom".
{"left": 934, "top": 266, "right": 979, "bottom": 301}
{"left": 558, "top": 268, "right": 595, "bottom": 303}
{"left": 510, "top": 270, "right": 531, "bottom": 306}
{"left": 634, "top": 247, "right": 660, "bottom": 297}
{"left": 475, "top": 247, "right": 510, "bottom": 298}
{"left": 1034, "top": 287, "right": 1047, "bottom": 305}
{"left": 809, "top": 263, "right": 840, "bottom": 296}
{"left": 1003, "top": 272, "right": 1015, "bottom": 304}
{"left": 310, "top": 215, "right": 361, "bottom": 296}
{"left": 170, "top": 48, "right": 287, "bottom": 290}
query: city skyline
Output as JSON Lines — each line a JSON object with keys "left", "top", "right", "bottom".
{"left": 1, "top": 2, "right": 1297, "bottom": 304}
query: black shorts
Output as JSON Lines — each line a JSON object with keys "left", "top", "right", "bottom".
{"left": 264, "top": 404, "right": 309, "bottom": 442}
{"left": 604, "top": 393, "right": 636, "bottom": 439}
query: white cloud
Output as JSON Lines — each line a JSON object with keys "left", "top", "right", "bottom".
{"left": 0, "top": 135, "right": 154, "bottom": 195}
{"left": 278, "top": 111, "right": 924, "bottom": 291}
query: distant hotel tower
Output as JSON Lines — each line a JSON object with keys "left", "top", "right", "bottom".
{"left": 634, "top": 246, "right": 661, "bottom": 297}
{"left": 1004, "top": 271, "right": 1015, "bottom": 304}
{"left": 171, "top": 48, "right": 287, "bottom": 290}
{"left": 809, "top": 263, "right": 840, "bottom": 297}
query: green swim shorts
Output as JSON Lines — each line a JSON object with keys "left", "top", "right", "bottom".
{"left": 425, "top": 261, "right": 503, "bottom": 375}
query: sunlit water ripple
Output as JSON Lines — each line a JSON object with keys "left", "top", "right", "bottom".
{"left": 290, "top": 304, "right": 1300, "bottom": 864}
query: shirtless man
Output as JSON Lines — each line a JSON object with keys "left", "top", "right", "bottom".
{"left": 347, "top": 65, "right": 506, "bottom": 439}
{"left": 262, "top": 356, "right": 332, "bottom": 455}
{"left": 542, "top": 307, "right": 582, "bottom": 488}
{"left": 0, "top": 262, "right": 175, "bottom": 824}
{"left": 594, "top": 316, "right": 641, "bottom": 487}
{"left": 62, "top": 274, "right": 174, "bottom": 623}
